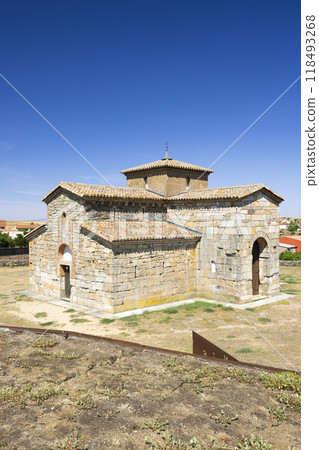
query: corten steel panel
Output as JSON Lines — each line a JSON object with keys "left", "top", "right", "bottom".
{"left": 192, "top": 331, "right": 238, "bottom": 362}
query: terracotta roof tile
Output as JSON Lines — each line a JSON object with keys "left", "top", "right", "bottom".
{"left": 169, "top": 184, "right": 284, "bottom": 202}
{"left": 279, "top": 236, "right": 301, "bottom": 251}
{"left": 80, "top": 221, "right": 201, "bottom": 242}
{"left": 24, "top": 224, "right": 47, "bottom": 240}
{"left": 42, "top": 182, "right": 163, "bottom": 202}
{"left": 42, "top": 182, "right": 283, "bottom": 203}
{"left": 121, "top": 158, "right": 213, "bottom": 174}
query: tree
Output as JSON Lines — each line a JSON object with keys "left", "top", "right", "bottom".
{"left": 14, "top": 233, "right": 29, "bottom": 247}
{"left": 0, "top": 231, "right": 15, "bottom": 248}
{"left": 287, "top": 221, "right": 298, "bottom": 233}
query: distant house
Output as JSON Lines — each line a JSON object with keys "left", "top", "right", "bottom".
{"left": 279, "top": 223, "right": 288, "bottom": 230}
{"left": 6, "top": 230, "right": 22, "bottom": 238}
{"left": 0, "top": 220, "right": 6, "bottom": 230}
{"left": 279, "top": 236, "right": 301, "bottom": 253}
{"left": 16, "top": 224, "right": 38, "bottom": 232}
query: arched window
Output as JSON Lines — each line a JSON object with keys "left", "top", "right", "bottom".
{"left": 59, "top": 244, "right": 72, "bottom": 263}
{"left": 61, "top": 212, "right": 67, "bottom": 234}
{"left": 144, "top": 177, "right": 148, "bottom": 189}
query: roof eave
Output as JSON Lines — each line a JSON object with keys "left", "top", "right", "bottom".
{"left": 25, "top": 224, "right": 47, "bottom": 241}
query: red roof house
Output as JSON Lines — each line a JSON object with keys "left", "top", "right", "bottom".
{"left": 279, "top": 236, "right": 301, "bottom": 252}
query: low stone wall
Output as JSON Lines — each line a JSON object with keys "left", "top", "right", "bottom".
{"left": 0, "top": 254, "right": 29, "bottom": 267}
{"left": 279, "top": 260, "right": 301, "bottom": 267}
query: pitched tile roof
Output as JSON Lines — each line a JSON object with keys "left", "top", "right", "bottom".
{"left": 121, "top": 158, "right": 214, "bottom": 174}
{"left": 168, "top": 184, "right": 284, "bottom": 202}
{"left": 80, "top": 221, "right": 201, "bottom": 243}
{"left": 42, "top": 182, "right": 164, "bottom": 203}
{"left": 279, "top": 236, "right": 301, "bottom": 251}
{"left": 24, "top": 224, "right": 47, "bottom": 241}
{"left": 42, "top": 182, "right": 283, "bottom": 204}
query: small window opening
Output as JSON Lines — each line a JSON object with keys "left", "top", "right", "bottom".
{"left": 211, "top": 261, "right": 216, "bottom": 274}
{"left": 186, "top": 177, "right": 190, "bottom": 190}
{"left": 144, "top": 177, "right": 148, "bottom": 189}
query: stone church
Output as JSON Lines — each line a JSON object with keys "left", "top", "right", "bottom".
{"left": 26, "top": 152, "right": 284, "bottom": 313}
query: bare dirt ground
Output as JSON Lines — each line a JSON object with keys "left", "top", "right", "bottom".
{"left": 0, "top": 331, "right": 300, "bottom": 449}
{"left": 0, "top": 266, "right": 301, "bottom": 372}
{"left": 0, "top": 266, "right": 301, "bottom": 448}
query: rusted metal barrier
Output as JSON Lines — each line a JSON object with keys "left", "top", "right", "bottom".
{"left": 192, "top": 331, "right": 238, "bottom": 362}
{"left": 0, "top": 325, "right": 300, "bottom": 375}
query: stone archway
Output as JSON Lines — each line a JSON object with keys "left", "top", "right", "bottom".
{"left": 58, "top": 244, "right": 72, "bottom": 299}
{"left": 251, "top": 237, "right": 268, "bottom": 296}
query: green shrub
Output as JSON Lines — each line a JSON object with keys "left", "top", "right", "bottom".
{"left": 279, "top": 250, "right": 301, "bottom": 261}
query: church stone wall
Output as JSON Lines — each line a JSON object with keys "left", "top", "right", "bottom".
{"left": 125, "top": 168, "right": 208, "bottom": 196}
{"left": 110, "top": 239, "right": 198, "bottom": 312}
{"left": 166, "top": 192, "right": 280, "bottom": 302}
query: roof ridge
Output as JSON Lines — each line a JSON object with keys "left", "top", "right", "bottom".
{"left": 121, "top": 157, "right": 214, "bottom": 174}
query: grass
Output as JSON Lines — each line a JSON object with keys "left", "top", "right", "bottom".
{"left": 236, "top": 347, "right": 253, "bottom": 354}
{"left": 34, "top": 312, "right": 48, "bottom": 318}
{"left": 39, "top": 321, "right": 55, "bottom": 327}
{"left": 163, "top": 307, "right": 179, "bottom": 314}
{"left": 100, "top": 318, "right": 115, "bottom": 324}
{"left": 63, "top": 308, "right": 76, "bottom": 313}
{"left": 258, "top": 317, "right": 272, "bottom": 323}
{"left": 120, "top": 315, "right": 140, "bottom": 322}
{"left": 70, "top": 318, "right": 91, "bottom": 324}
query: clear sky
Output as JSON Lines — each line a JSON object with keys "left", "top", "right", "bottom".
{"left": 0, "top": 0, "right": 300, "bottom": 220}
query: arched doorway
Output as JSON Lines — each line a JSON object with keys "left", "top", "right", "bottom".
{"left": 59, "top": 244, "right": 72, "bottom": 299}
{"left": 252, "top": 237, "right": 268, "bottom": 295}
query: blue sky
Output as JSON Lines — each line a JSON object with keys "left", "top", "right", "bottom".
{"left": 0, "top": 0, "right": 300, "bottom": 220}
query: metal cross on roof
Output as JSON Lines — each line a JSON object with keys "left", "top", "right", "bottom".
{"left": 164, "top": 141, "right": 169, "bottom": 160}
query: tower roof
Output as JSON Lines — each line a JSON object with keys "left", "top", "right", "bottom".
{"left": 121, "top": 158, "right": 214, "bottom": 174}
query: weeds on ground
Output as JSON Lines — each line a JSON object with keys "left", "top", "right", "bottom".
{"left": 3, "top": 353, "right": 31, "bottom": 368}
{"left": 162, "top": 359, "right": 253, "bottom": 387}
{"left": 39, "top": 321, "right": 55, "bottom": 327}
{"left": 30, "top": 349, "right": 80, "bottom": 360}
{"left": 143, "top": 417, "right": 219, "bottom": 449}
{"left": 96, "top": 383, "right": 129, "bottom": 399}
{"left": 63, "top": 308, "right": 77, "bottom": 313}
{"left": 258, "top": 372, "right": 300, "bottom": 394}
{"left": 210, "top": 410, "right": 238, "bottom": 427}
{"left": 75, "top": 392, "right": 96, "bottom": 410}
{"left": 235, "top": 434, "right": 272, "bottom": 449}
{"left": 49, "top": 427, "right": 88, "bottom": 450}
{"left": 31, "top": 336, "right": 58, "bottom": 348}
{"left": 267, "top": 405, "right": 288, "bottom": 426}
{"left": 0, "top": 383, "right": 66, "bottom": 406}
{"left": 276, "top": 392, "right": 301, "bottom": 409}
{"left": 142, "top": 417, "right": 169, "bottom": 433}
